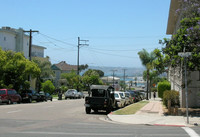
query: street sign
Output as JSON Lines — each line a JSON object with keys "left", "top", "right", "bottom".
{"left": 178, "top": 52, "right": 192, "bottom": 57}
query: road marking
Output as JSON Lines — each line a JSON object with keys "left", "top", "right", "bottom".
{"left": 15, "top": 131, "right": 133, "bottom": 136}
{"left": 182, "top": 127, "right": 200, "bottom": 137}
{"left": 7, "top": 110, "right": 22, "bottom": 114}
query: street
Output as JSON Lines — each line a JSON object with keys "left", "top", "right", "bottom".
{"left": 0, "top": 99, "right": 199, "bottom": 137}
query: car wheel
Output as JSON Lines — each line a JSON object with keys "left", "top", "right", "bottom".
{"left": 29, "top": 98, "right": 32, "bottom": 103}
{"left": 7, "top": 100, "right": 12, "bottom": 105}
{"left": 86, "top": 107, "right": 91, "bottom": 114}
{"left": 106, "top": 107, "right": 112, "bottom": 114}
{"left": 50, "top": 98, "right": 52, "bottom": 101}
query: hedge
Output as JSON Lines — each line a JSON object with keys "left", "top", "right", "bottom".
{"left": 157, "top": 81, "right": 171, "bottom": 98}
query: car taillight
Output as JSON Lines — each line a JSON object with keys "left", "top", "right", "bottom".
{"left": 104, "top": 99, "right": 107, "bottom": 105}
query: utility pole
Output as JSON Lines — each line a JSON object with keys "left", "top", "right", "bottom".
{"left": 77, "top": 37, "right": 89, "bottom": 75}
{"left": 23, "top": 29, "right": 39, "bottom": 61}
{"left": 123, "top": 69, "right": 127, "bottom": 92}
{"left": 77, "top": 37, "right": 89, "bottom": 92}
{"left": 111, "top": 70, "right": 117, "bottom": 90}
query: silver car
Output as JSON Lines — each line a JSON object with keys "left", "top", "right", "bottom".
{"left": 64, "top": 89, "right": 79, "bottom": 99}
{"left": 114, "top": 91, "right": 126, "bottom": 108}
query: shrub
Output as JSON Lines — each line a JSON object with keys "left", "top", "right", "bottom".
{"left": 41, "top": 80, "right": 55, "bottom": 94}
{"left": 157, "top": 81, "right": 171, "bottom": 98}
{"left": 151, "top": 87, "right": 157, "bottom": 92}
{"left": 163, "top": 90, "right": 179, "bottom": 108}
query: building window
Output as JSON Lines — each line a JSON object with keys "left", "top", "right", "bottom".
{"left": 4, "top": 37, "right": 6, "bottom": 41}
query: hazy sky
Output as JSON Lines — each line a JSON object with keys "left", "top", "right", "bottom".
{"left": 0, "top": 0, "right": 171, "bottom": 68}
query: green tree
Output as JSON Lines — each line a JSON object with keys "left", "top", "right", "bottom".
{"left": 0, "top": 48, "right": 41, "bottom": 91}
{"left": 41, "top": 80, "right": 55, "bottom": 94}
{"left": 32, "top": 56, "right": 54, "bottom": 91}
{"left": 82, "top": 69, "right": 103, "bottom": 91}
{"left": 138, "top": 49, "right": 156, "bottom": 100}
{"left": 159, "top": 0, "right": 200, "bottom": 71}
{"left": 61, "top": 70, "right": 83, "bottom": 90}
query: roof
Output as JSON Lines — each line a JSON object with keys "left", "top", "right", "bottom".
{"left": 52, "top": 61, "right": 77, "bottom": 71}
{"left": 32, "top": 44, "right": 46, "bottom": 49}
{"left": 90, "top": 85, "right": 113, "bottom": 90}
{"left": 166, "top": 0, "right": 181, "bottom": 34}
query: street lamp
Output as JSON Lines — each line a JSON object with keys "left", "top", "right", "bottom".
{"left": 178, "top": 51, "right": 191, "bottom": 124}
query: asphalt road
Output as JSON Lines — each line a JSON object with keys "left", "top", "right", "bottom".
{"left": 0, "top": 99, "right": 199, "bottom": 137}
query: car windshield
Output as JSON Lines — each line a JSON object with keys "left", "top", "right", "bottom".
{"left": 119, "top": 93, "right": 124, "bottom": 98}
{"left": 0, "top": 90, "right": 6, "bottom": 95}
{"left": 114, "top": 93, "right": 119, "bottom": 98}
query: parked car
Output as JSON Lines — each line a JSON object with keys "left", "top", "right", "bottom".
{"left": 39, "top": 91, "right": 47, "bottom": 101}
{"left": 77, "top": 92, "right": 85, "bottom": 99}
{"left": 127, "top": 90, "right": 139, "bottom": 102}
{"left": 0, "top": 89, "right": 22, "bottom": 104}
{"left": 20, "top": 89, "right": 41, "bottom": 103}
{"left": 125, "top": 92, "right": 134, "bottom": 104}
{"left": 64, "top": 89, "right": 79, "bottom": 99}
{"left": 45, "top": 93, "right": 53, "bottom": 101}
{"left": 85, "top": 85, "right": 116, "bottom": 114}
{"left": 114, "top": 92, "right": 126, "bottom": 108}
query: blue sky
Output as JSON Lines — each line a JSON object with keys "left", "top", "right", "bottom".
{"left": 0, "top": 0, "right": 171, "bottom": 68}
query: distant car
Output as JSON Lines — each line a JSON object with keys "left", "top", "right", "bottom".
{"left": 127, "top": 91, "right": 139, "bottom": 103}
{"left": 45, "top": 93, "right": 53, "bottom": 101}
{"left": 39, "top": 91, "right": 47, "bottom": 102}
{"left": 125, "top": 92, "right": 134, "bottom": 104}
{"left": 20, "top": 89, "right": 41, "bottom": 103}
{"left": 0, "top": 89, "right": 22, "bottom": 104}
{"left": 77, "top": 92, "right": 85, "bottom": 99}
{"left": 114, "top": 91, "right": 126, "bottom": 108}
{"left": 64, "top": 89, "right": 79, "bottom": 99}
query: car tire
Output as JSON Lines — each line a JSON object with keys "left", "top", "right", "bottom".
{"left": 7, "top": 100, "right": 12, "bottom": 105}
{"left": 106, "top": 107, "right": 112, "bottom": 114}
{"left": 29, "top": 98, "right": 32, "bottom": 103}
{"left": 86, "top": 107, "right": 91, "bottom": 114}
{"left": 50, "top": 98, "right": 52, "bottom": 101}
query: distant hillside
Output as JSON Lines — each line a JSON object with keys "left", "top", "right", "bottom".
{"left": 81, "top": 66, "right": 145, "bottom": 77}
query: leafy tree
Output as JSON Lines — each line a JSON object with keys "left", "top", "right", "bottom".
{"left": 82, "top": 69, "right": 103, "bottom": 91}
{"left": 0, "top": 48, "right": 41, "bottom": 91}
{"left": 79, "top": 64, "right": 89, "bottom": 72}
{"left": 61, "top": 70, "right": 83, "bottom": 90}
{"left": 138, "top": 49, "right": 156, "bottom": 100}
{"left": 159, "top": 0, "right": 200, "bottom": 71}
{"left": 32, "top": 56, "right": 54, "bottom": 91}
{"left": 41, "top": 80, "right": 55, "bottom": 94}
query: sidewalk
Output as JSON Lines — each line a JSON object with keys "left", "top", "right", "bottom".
{"left": 107, "top": 98, "right": 200, "bottom": 127}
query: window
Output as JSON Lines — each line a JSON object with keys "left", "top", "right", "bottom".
{"left": 0, "top": 90, "right": 6, "bottom": 95}
{"left": 4, "top": 37, "right": 6, "bottom": 41}
{"left": 8, "top": 90, "right": 13, "bottom": 95}
{"left": 92, "top": 89, "right": 105, "bottom": 97}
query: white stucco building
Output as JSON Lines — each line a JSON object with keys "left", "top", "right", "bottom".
{"left": 0, "top": 26, "right": 46, "bottom": 58}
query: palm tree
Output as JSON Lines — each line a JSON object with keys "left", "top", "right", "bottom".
{"left": 138, "top": 49, "right": 156, "bottom": 100}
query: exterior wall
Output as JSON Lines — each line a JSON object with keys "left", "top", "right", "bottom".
{"left": 32, "top": 45, "right": 45, "bottom": 58}
{"left": 0, "top": 31, "right": 16, "bottom": 51}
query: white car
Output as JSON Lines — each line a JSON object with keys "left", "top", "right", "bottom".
{"left": 114, "top": 91, "right": 126, "bottom": 108}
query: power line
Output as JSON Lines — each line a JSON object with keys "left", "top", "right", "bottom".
{"left": 39, "top": 33, "right": 77, "bottom": 47}
{"left": 87, "top": 49, "right": 138, "bottom": 59}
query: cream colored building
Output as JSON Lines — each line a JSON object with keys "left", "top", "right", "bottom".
{"left": 167, "top": 0, "right": 200, "bottom": 107}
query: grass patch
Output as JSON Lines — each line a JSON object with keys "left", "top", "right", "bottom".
{"left": 112, "top": 101, "right": 149, "bottom": 115}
